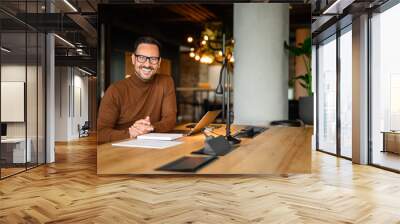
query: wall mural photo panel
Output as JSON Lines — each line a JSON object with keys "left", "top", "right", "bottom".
{"left": 96, "top": 3, "right": 312, "bottom": 175}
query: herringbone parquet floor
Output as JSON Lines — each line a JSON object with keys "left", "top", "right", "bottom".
{"left": 1, "top": 135, "right": 400, "bottom": 223}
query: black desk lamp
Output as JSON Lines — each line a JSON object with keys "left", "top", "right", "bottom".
{"left": 215, "top": 34, "right": 241, "bottom": 145}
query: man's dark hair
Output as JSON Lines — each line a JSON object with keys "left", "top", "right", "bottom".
{"left": 133, "top": 36, "right": 162, "bottom": 54}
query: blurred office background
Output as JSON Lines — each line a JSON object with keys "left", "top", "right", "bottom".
{"left": 97, "top": 3, "right": 311, "bottom": 124}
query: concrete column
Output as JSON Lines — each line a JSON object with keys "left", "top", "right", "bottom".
{"left": 45, "top": 0, "right": 55, "bottom": 163}
{"left": 88, "top": 77, "right": 97, "bottom": 132}
{"left": 352, "top": 14, "right": 369, "bottom": 164}
{"left": 46, "top": 33, "right": 55, "bottom": 163}
{"left": 233, "top": 3, "right": 289, "bottom": 125}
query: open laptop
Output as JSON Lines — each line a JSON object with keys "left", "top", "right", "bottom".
{"left": 178, "top": 110, "right": 221, "bottom": 136}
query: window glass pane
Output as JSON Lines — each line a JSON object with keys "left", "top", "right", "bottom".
{"left": 0, "top": 1, "right": 46, "bottom": 179}
{"left": 371, "top": 3, "right": 400, "bottom": 171}
{"left": 340, "top": 28, "right": 352, "bottom": 158}
{"left": 1, "top": 31, "right": 28, "bottom": 177}
{"left": 318, "top": 36, "right": 337, "bottom": 154}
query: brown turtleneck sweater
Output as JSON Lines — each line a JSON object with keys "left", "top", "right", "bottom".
{"left": 97, "top": 74, "right": 177, "bottom": 144}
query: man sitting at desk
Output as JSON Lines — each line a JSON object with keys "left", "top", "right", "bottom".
{"left": 97, "top": 37, "right": 177, "bottom": 144}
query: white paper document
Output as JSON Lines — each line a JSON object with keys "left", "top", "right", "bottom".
{"left": 137, "top": 133, "right": 184, "bottom": 141}
{"left": 112, "top": 139, "right": 182, "bottom": 149}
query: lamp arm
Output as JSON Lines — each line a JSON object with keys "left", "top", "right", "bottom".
{"left": 215, "top": 59, "right": 227, "bottom": 94}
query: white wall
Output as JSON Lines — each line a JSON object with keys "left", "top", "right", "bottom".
{"left": 208, "top": 65, "right": 222, "bottom": 89}
{"left": 1, "top": 63, "right": 46, "bottom": 164}
{"left": 55, "top": 67, "right": 89, "bottom": 141}
{"left": 55, "top": 66, "right": 68, "bottom": 141}
{"left": 72, "top": 73, "right": 89, "bottom": 138}
{"left": 233, "top": 3, "right": 289, "bottom": 126}
{"left": 1, "top": 65, "right": 39, "bottom": 137}
{"left": 1, "top": 65, "right": 27, "bottom": 139}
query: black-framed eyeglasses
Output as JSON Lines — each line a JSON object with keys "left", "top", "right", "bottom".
{"left": 134, "top": 54, "right": 160, "bottom": 65}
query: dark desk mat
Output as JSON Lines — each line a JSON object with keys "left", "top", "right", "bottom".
{"left": 156, "top": 156, "right": 217, "bottom": 172}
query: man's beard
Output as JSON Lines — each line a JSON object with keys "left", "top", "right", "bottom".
{"left": 135, "top": 66, "right": 156, "bottom": 82}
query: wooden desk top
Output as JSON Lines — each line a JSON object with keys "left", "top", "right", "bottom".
{"left": 97, "top": 125, "right": 312, "bottom": 175}
{"left": 176, "top": 87, "right": 214, "bottom": 92}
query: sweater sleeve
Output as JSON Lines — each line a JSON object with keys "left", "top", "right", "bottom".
{"left": 152, "top": 77, "right": 177, "bottom": 132}
{"left": 97, "top": 85, "right": 130, "bottom": 144}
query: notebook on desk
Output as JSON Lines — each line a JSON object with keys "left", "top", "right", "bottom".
{"left": 112, "top": 139, "right": 182, "bottom": 149}
{"left": 137, "top": 133, "right": 183, "bottom": 141}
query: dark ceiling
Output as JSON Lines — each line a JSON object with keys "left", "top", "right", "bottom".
{"left": 1, "top": 1, "right": 311, "bottom": 47}
{"left": 99, "top": 4, "right": 235, "bottom": 47}
{"left": 100, "top": 3, "right": 310, "bottom": 47}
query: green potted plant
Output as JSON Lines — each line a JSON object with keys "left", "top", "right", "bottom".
{"left": 284, "top": 36, "right": 313, "bottom": 125}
